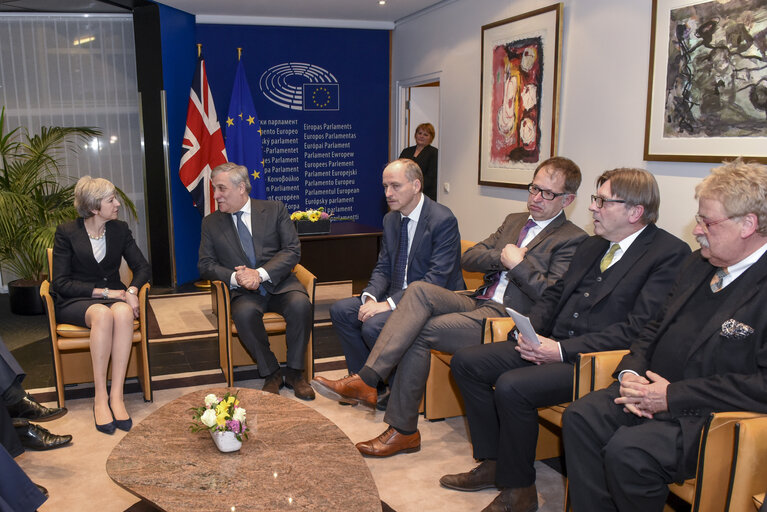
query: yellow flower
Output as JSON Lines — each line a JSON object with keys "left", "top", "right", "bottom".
{"left": 290, "top": 212, "right": 301, "bottom": 221}
{"left": 215, "top": 402, "right": 229, "bottom": 417}
{"left": 308, "top": 211, "right": 321, "bottom": 222}
{"left": 216, "top": 412, "right": 227, "bottom": 426}
{"left": 227, "top": 396, "right": 235, "bottom": 406}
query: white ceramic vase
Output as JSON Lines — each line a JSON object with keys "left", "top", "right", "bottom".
{"left": 210, "top": 430, "right": 242, "bottom": 453}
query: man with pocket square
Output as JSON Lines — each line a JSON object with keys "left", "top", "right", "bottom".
{"left": 563, "top": 159, "right": 767, "bottom": 512}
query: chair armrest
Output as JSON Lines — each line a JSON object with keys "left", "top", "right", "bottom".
{"left": 293, "top": 264, "right": 317, "bottom": 303}
{"left": 482, "top": 317, "right": 516, "bottom": 344}
{"left": 573, "top": 350, "right": 630, "bottom": 399}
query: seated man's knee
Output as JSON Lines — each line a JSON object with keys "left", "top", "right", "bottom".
{"left": 330, "top": 297, "right": 359, "bottom": 324}
{"left": 493, "top": 371, "right": 525, "bottom": 404}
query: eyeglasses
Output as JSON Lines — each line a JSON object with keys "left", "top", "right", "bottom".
{"left": 694, "top": 214, "right": 733, "bottom": 232}
{"left": 591, "top": 195, "right": 627, "bottom": 209}
{"left": 528, "top": 184, "right": 568, "bottom": 201}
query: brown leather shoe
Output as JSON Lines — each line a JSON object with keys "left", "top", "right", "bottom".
{"left": 284, "top": 368, "right": 315, "bottom": 400}
{"left": 356, "top": 426, "right": 420, "bottom": 457}
{"left": 440, "top": 460, "right": 497, "bottom": 491}
{"left": 481, "top": 485, "right": 538, "bottom": 512}
{"left": 312, "top": 374, "right": 376, "bottom": 408}
{"left": 262, "top": 369, "right": 284, "bottom": 395}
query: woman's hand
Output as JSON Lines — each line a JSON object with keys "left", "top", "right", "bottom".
{"left": 124, "top": 288, "right": 140, "bottom": 318}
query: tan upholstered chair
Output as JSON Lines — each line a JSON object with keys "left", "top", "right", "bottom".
{"left": 421, "top": 240, "right": 489, "bottom": 420}
{"left": 423, "top": 316, "right": 515, "bottom": 421}
{"left": 211, "top": 264, "right": 316, "bottom": 386}
{"left": 460, "top": 240, "right": 486, "bottom": 292}
{"left": 39, "top": 248, "right": 152, "bottom": 407}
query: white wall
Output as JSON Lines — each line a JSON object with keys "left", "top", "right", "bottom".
{"left": 392, "top": 0, "right": 713, "bottom": 247}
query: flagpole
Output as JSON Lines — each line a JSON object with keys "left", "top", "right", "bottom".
{"left": 237, "top": 47, "right": 242, "bottom": 61}
{"left": 191, "top": 42, "right": 212, "bottom": 290}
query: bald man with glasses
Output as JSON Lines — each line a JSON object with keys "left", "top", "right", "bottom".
{"left": 313, "top": 156, "right": 587, "bottom": 457}
{"left": 442, "top": 168, "right": 690, "bottom": 512}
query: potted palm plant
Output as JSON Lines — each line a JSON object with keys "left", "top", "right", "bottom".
{"left": 0, "top": 107, "right": 136, "bottom": 314}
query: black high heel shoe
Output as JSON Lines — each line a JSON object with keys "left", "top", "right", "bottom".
{"left": 94, "top": 407, "right": 116, "bottom": 435}
{"left": 109, "top": 402, "right": 132, "bottom": 432}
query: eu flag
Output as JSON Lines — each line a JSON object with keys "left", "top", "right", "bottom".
{"left": 303, "top": 83, "right": 340, "bottom": 111}
{"left": 225, "top": 60, "right": 266, "bottom": 199}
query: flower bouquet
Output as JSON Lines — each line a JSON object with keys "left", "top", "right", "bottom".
{"left": 190, "top": 391, "right": 250, "bottom": 452}
{"left": 291, "top": 207, "right": 332, "bottom": 235}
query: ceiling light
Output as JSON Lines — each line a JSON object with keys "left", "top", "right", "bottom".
{"left": 73, "top": 36, "right": 95, "bottom": 46}
{"left": 379, "top": 0, "right": 386, "bottom": 5}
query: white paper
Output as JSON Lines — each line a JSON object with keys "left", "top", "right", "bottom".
{"left": 505, "top": 307, "right": 540, "bottom": 346}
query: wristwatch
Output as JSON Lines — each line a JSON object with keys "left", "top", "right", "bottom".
{"left": 127, "top": 287, "right": 137, "bottom": 295}
{"left": 102, "top": 288, "right": 109, "bottom": 300}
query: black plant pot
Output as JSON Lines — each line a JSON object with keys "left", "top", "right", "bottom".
{"left": 8, "top": 279, "right": 44, "bottom": 316}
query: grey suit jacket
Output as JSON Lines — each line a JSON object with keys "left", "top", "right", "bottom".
{"left": 198, "top": 199, "right": 305, "bottom": 297}
{"left": 462, "top": 212, "right": 587, "bottom": 314}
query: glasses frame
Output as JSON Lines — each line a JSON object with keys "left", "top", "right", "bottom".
{"left": 694, "top": 214, "right": 733, "bottom": 233}
{"left": 590, "top": 195, "right": 628, "bottom": 209}
{"left": 527, "top": 183, "right": 568, "bottom": 201}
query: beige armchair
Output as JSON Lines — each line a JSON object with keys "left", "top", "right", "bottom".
{"left": 39, "top": 248, "right": 152, "bottom": 407}
{"left": 211, "top": 264, "right": 316, "bottom": 386}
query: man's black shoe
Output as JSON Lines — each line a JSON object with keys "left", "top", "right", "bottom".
{"left": 7, "top": 394, "right": 67, "bottom": 422}
{"left": 14, "top": 419, "right": 72, "bottom": 450}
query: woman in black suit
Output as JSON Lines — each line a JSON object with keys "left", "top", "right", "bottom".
{"left": 398, "top": 122, "right": 438, "bottom": 201}
{"left": 51, "top": 176, "right": 150, "bottom": 435}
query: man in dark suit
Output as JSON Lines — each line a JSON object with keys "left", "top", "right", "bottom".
{"left": 315, "top": 157, "right": 588, "bottom": 457}
{"left": 0, "top": 338, "right": 71, "bottom": 455}
{"left": 442, "top": 168, "right": 690, "bottom": 512}
{"left": 328, "top": 158, "right": 464, "bottom": 377}
{"left": 198, "top": 162, "right": 314, "bottom": 399}
{"left": 563, "top": 161, "right": 767, "bottom": 512}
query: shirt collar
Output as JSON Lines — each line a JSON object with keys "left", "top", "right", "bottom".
{"left": 726, "top": 240, "right": 767, "bottom": 276}
{"left": 613, "top": 224, "right": 647, "bottom": 254}
{"left": 235, "top": 199, "right": 251, "bottom": 216}
{"left": 401, "top": 193, "right": 425, "bottom": 223}
{"left": 529, "top": 210, "right": 563, "bottom": 230}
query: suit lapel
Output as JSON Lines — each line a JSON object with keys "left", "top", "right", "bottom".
{"left": 592, "top": 225, "right": 657, "bottom": 303}
{"left": 407, "top": 196, "right": 429, "bottom": 266}
{"left": 686, "top": 252, "right": 767, "bottom": 357}
{"left": 248, "top": 199, "right": 266, "bottom": 264}
{"left": 219, "top": 211, "right": 248, "bottom": 264}
{"left": 562, "top": 237, "right": 609, "bottom": 302}
{"left": 74, "top": 218, "right": 101, "bottom": 269}
{"left": 525, "top": 213, "right": 566, "bottom": 252}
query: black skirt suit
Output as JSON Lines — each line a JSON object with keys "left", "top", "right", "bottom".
{"left": 51, "top": 218, "right": 150, "bottom": 326}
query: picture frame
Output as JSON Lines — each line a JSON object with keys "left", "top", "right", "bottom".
{"left": 478, "top": 3, "right": 563, "bottom": 188}
{"left": 644, "top": 0, "right": 767, "bottom": 163}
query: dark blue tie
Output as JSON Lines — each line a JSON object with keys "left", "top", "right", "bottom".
{"left": 390, "top": 216, "right": 410, "bottom": 294}
{"left": 234, "top": 211, "right": 256, "bottom": 268}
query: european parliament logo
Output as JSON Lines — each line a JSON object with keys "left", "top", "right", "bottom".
{"left": 259, "top": 62, "right": 340, "bottom": 111}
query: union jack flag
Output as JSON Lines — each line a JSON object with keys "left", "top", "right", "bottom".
{"left": 179, "top": 55, "right": 227, "bottom": 216}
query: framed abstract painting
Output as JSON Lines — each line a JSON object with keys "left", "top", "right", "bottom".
{"left": 478, "top": 3, "right": 563, "bottom": 188}
{"left": 644, "top": 0, "right": 767, "bottom": 163}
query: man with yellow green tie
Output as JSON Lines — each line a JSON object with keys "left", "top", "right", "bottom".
{"left": 442, "top": 168, "right": 691, "bottom": 512}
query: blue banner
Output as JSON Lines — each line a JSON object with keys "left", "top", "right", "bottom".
{"left": 225, "top": 59, "right": 266, "bottom": 199}
{"left": 197, "top": 25, "right": 390, "bottom": 228}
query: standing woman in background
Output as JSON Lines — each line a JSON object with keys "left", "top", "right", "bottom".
{"left": 399, "top": 122, "right": 438, "bottom": 202}
{"left": 51, "top": 176, "right": 150, "bottom": 435}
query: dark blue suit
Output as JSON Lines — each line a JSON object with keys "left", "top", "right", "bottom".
{"left": 331, "top": 195, "right": 464, "bottom": 373}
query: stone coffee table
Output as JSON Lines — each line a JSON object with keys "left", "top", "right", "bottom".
{"left": 106, "top": 388, "right": 381, "bottom": 511}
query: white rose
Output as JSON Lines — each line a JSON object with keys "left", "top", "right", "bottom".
{"left": 200, "top": 408, "right": 218, "bottom": 428}
{"left": 232, "top": 407, "right": 246, "bottom": 422}
{"left": 204, "top": 394, "right": 218, "bottom": 407}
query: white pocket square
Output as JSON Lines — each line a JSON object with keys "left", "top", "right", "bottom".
{"left": 721, "top": 319, "right": 754, "bottom": 340}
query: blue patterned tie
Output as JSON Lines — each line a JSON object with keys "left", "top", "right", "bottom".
{"left": 234, "top": 211, "right": 256, "bottom": 268}
{"left": 390, "top": 216, "right": 410, "bottom": 294}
